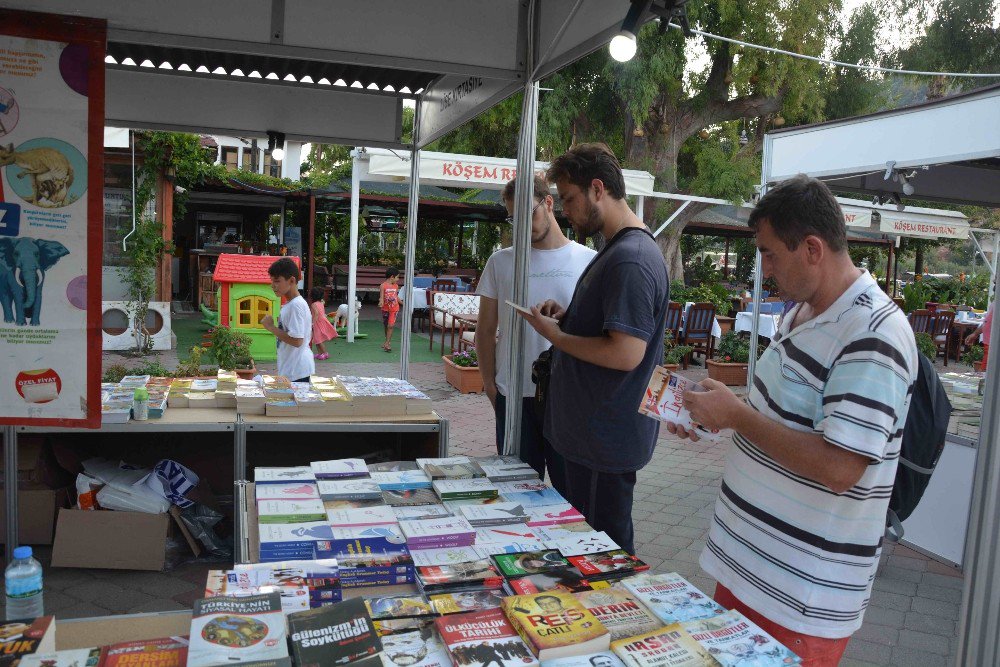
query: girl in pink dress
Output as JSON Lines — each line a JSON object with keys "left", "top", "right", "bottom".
{"left": 309, "top": 287, "right": 337, "bottom": 360}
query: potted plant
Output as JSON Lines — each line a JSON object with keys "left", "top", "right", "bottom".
{"left": 207, "top": 326, "right": 256, "bottom": 379}
{"left": 663, "top": 332, "right": 694, "bottom": 371}
{"left": 914, "top": 332, "right": 937, "bottom": 361}
{"left": 706, "top": 331, "right": 755, "bottom": 385}
{"left": 442, "top": 349, "right": 484, "bottom": 393}
{"left": 962, "top": 344, "right": 985, "bottom": 371}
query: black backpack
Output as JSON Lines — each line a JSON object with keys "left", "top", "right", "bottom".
{"left": 885, "top": 352, "right": 953, "bottom": 541}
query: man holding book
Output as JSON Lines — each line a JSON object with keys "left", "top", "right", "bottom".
{"left": 670, "top": 175, "right": 918, "bottom": 665}
{"left": 515, "top": 143, "right": 669, "bottom": 554}
{"left": 477, "top": 175, "right": 595, "bottom": 491}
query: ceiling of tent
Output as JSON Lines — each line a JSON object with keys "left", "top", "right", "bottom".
{"left": 10, "top": 0, "right": 644, "bottom": 149}
{"left": 764, "top": 84, "right": 1000, "bottom": 208}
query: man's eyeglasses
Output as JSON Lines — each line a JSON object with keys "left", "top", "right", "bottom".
{"left": 505, "top": 200, "right": 543, "bottom": 224}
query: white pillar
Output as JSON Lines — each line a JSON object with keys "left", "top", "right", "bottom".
{"left": 635, "top": 195, "right": 645, "bottom": 223}
{"left": 281, "top": 142, "right": 303, "bottom": 181}
{"left": 347, "top": 151, "right": 361, "bottom": 343}
{"left": 400, "top": 102, "right": 422, "bottom": 381}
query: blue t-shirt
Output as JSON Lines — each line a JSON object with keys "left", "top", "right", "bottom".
{"left": 543, "top": 227, "right": 670, "bottom": 473}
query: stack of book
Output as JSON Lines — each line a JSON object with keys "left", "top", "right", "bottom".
{"left": 100, "top": 384, "right": 134, "bottom": 424}
{"left": 432, "top": 478, "right": 499, "bottom": 503}
{"left": 187, "top": 378, "right": 218, "bottom": 409}
{"left": 399, "top": 516, "right": 477, "bottom": 550}
{"left": 417, "top": 456, "right": 486, "bottom": 480}
{"left": 312, "top": 458, "right": 371, "bottom": 479}
{"left": 258, "top": 521, "right": 335, "bottom": 561}
{"left": 338, "top": 376, "right": 407, "bottom": 416}
{"left": 318, "top": 480, "right": 383, "bottom": 504}
{"left": 326, "top": 525, "right": 414, "bottom": 588}
{"left": 264, "top": 387, "right": 297, "bottom": 417}
{"left": 145, "top": 376, "right": 171, "bottom": 418}
{"left": 215, "top": 369, "right": 237, "bottom": 408}
{"left": 205, "top": 559, "right": 342, "bottom": 612}
{"left": 236, "top": 382, "right": 266, "bottom": 414}
{"left": 475, "top": 455, "right": 540, "bottom": 482}
{"left": 166, "top": 378, "right": 192, "bottom": 408}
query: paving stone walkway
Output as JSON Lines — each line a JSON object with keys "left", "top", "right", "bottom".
{"left": 29, "top": 342, "right": 964, "bottom": 666}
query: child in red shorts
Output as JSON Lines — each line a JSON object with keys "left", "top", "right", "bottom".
{"left": 379, "top": 267, "right": 401, "bottom": 352}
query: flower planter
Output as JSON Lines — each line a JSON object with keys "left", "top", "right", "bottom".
{"left": 663, "top": 363, "right": 680, "bottom": 373}
{"left": 706, "top": 359, "right": 749, "bottom": 386}
{"left": 235, "top": 363, "right": 257, "bottom": 380}
{"left": 442, "top": 355, "right": 484, "bottom": 393}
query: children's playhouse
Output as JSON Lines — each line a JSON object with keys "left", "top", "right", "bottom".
{"left": 212, "top": 254, "right": 300, "bottom": 362}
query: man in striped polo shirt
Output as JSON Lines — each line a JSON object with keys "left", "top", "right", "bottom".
{"left": 670, "top": 175, "right": 918, "bottom": 665}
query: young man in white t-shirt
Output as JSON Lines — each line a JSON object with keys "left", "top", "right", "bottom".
{"left": 476, "top": 176, "right": 595, "bottom": 492}
{"left": 261, "top": 257, "right": 315, "bottom": 382}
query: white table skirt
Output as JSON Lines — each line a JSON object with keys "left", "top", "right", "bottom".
{"left": 735, "top": 311, "right": 781, "bottom": 339}
{"left": 411, "top": 288, "right": 428, "bottom": 310}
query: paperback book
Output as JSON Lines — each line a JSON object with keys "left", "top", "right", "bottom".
{"left": 432, "top": 478, "right": 499, "bottom": 501}
{"left": 416, "top": 457, "right": 486, "bottom": 481}
{"left": 287, "top": 598, "right": 383, "bottom": 666}
{"left": 679, "top": 611, "right": 802, "bottom": 666}
{"left": 381, "top": 628, "right": 451, "bottom": 667}
{"left": 311, "top": 459, "right": 371, "bottom": 479}
{"left": 257, "top": 499, "right": 327, "bottom": 523}
{"left": 399, "top": 517, "right": 477, "bottom": 549}
{"left": 619, "top": 574, "right": 724, "bottom": 625}
{"left": 638, "top": 367, "right": 722, "bottom": 443}
{"left": 409, "top": 546, "right": 483, "bottom": 568}
{"left": 368, "top": 460, "right": 420, "bottom": 472}
{"left": 429, "top": 590, "right": 505, "bottom": 615}
{"left": 254, "top": 466, "right": 316, "bottom": 484}
{"left": 18, "top": 649, "right": 102, "bottom": 666}
{"left": 568, "top": 550, "right": 650, "bottom": 581}
{"left": 99, "top": 637, "right": 189, "bottom": 667}
{"left": 255, "top": 483, "right": 320, "bottom": 502}
{"left": 610, "top": 627, "right": 715, "bottom": 667}
{"left": 327, "top": 505, "right": 399, "bottom": 528}
{"left": 458, "top": 503, "right": 529, "bottom": 526}
{"left": 547, "top": 531, "right": 620, "bottom": 557}
{"left": 416, "top": 560, "right": 505, "bottom": 593}
{"left": 318, "top": 479, "right": 383, "bottom": 501}
{"left": 371, "top": 470, "right": 433, "bottom": 491}
{"left": 365, "top": 595, "right": 435, "bottom": 620}
{"left": 391, "top": 505, "right": 453, "bottom": 521}
{"left": 0, "top": 616, "right": 55, "bottom": 666}
{"left": 541, "top": 652, "right": 626, "bottom": 667}
{"left": 526, "top": 504, "right": 586, "bottom": 527}
{"left": 324, "top": 497, "right": 386, "bottom": 511}
{"left": 494, "top": 482, "right": 567, "bottom": 508}
{"left": 501, "top": 591, "right": 610, "bottom": 661}
{"left": 492, "top": 550, "right": 571, "bottom": 578}
{"left": 434, "top": 608, "right": 538, "bottom": 667}
{"left": 476, "top": 457, "right": 541, "bottom": 482}
{"left": 187, "top": 593, "right": 291, "bottom": 666}
{"left": 575, "top": 588, "right": 664, "bottom": 641}
{"left": 506, "top": 569, "right": 594, "bottom": 595}
{"left": 474, "top": 526, "right": 545, "bottom": 544}
{"left": 383, "top": 488, "right": 441, "bottom": 507}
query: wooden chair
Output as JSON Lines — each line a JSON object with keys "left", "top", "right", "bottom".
{"left": 429, "top": 292, "right": 479, "bottom": 355}
{"left": 664, "top": 301, "right": 683, "bottom": 342}
{"left": 931, "top": 310, "right": 956, "bottom": 366}
{"left": 431, "top": 279, "right": 458, "bottom": 293}
{"left": 909, "top": 309, "right": 934, "bottom": 335}
{"left": 682, "top": 302, "right": 716, "bottom": 365}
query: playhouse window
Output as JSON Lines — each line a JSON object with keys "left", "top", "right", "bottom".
{"left": 235, "top": 296, "right": 271, "bottom": 329}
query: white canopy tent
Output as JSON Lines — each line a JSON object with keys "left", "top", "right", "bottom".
{"left": 760, "top": 83, "right": 1000, "bottom": 666}
{"left": 1, "top": 0, "right": 663, "bottom": 561}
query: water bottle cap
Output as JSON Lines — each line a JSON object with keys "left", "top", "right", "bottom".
{"left": 12, "top": 546, "right": 31, "bottom": 559}
{"left": 133, "top": 387, "right": 149, "bottom": 400}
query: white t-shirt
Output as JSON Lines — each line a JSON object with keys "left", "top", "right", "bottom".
{"left": 276, "top": 295, "right": 314, "bottom": 380}
{"left": 477, "top": 241, "right": 596, "bottom": 397}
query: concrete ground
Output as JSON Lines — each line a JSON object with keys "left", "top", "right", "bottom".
{"left": 32, "top": 320, "right": 964, "bottom": 666}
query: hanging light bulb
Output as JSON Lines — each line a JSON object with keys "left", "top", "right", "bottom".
{"left": 739, "top": 129, "right": 749, "bottom": 146}
{"left": 609, "top": 31, "right": 638, "bottom": 62}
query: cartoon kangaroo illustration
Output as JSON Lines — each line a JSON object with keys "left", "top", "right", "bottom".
{"left": 0, "top": 143, "right": 74, "bottom": 207}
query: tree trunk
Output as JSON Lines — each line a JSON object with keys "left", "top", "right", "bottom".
{"left": 914, "top": 242, "right": 925, "bottom": 276}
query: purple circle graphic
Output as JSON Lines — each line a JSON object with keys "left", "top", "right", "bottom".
{"left": 59, "top": 44, "right": 89, "bottom": 96}
{"left": 66, "top": 275, "right": 87, "bottom": 310}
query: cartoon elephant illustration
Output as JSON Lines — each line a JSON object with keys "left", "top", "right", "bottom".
{"left": 0, "top": 237, "right": 70, "bottom": 326}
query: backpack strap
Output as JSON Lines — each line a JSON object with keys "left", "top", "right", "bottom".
{"left": 885, "top": 508, "right": 904, "bottom": 542}
{"left": 898, "top": 457, "right": 935, "bottom": 476}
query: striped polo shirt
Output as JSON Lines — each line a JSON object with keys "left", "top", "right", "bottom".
{"left": 700, "top": 271, "right": 918, "bottom": 639}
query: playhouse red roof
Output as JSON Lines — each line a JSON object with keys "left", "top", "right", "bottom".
{"left": 213, "top": 254, "right": 300, "bottom": 284}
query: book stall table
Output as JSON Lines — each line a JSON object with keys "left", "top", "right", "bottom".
{"left": 3, "top": 410, "right": 449, "bottom": 565}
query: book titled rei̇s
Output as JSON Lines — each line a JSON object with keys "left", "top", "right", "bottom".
{"left": 501, "top": 591, "right": 610, "bottom": 662}
{"left": 186, "top": 593, "right": 291, "bottom": 666}
{"left": 287, "top": 597, "right": 384, "bottom": 667}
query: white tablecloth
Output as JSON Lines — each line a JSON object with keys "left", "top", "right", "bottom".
{"left": 411, "top": 288, "right": 428, "bottom": 310}
{"left": 735, "top": 311, "right": 781, "bottom": 338}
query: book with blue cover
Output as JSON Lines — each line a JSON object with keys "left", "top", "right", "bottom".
{"left": 371, "top": 470, "right": 433, "bottom": 490}
{"left": 494, "top": 483, "right": 566, "bottom": 508}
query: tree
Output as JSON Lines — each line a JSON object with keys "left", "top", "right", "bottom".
{"left": 535, "top": 0, "right": 843, "bottom": 278}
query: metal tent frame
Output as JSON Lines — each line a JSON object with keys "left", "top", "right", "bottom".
{"left": 0, "top": 0, "right": 662, "bottom": 559}
{"left": 759, "top": 83, "right": 1000, "bottom": 666}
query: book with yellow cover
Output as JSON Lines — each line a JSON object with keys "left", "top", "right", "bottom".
{"left": 501, "top": 591, "right": 610, "bottom": 662}
{"left": 611, "top": 627, "right": 716, "bottom": 667}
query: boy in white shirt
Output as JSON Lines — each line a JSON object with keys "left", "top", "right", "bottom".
{"left": 261, "top": 257, "right": 315, "bottom": 381}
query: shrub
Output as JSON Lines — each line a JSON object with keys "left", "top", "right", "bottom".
{"left": 914, "top": 332, "right": 937, "bottom": 361}
{"left": 663, "top": 331, "right": 694, "bottom": 365}
{"left": 961, "top": 344, "right": 984, "bottom": 367}
{"left": 207, "top": 326, "right": 254, "bottom": 370}
{"left": 715, "top": 331, "right": 766, "bottom": 364}
{"left": 451, "top": 349, "right": 479, "bottom": 368}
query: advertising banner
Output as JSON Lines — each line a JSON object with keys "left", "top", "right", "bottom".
{"left": 0, "top": 10, "right": 105, "bottom": 426}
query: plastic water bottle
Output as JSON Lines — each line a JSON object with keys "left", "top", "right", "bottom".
{"left": 133, "top": 387, "right": 149, "bottom": 421}
{"left": 5, "top": 546, "right": 44, "bottom": 619}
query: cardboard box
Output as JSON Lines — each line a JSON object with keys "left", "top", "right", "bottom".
{"left": 51, "top": 507, "right": 201, "bottom": 571}
{"left": 0, "top": 437, "right": 70, "bottom": 488}
{"left": 0, "top": 485, "right": 69, "bottom": 545}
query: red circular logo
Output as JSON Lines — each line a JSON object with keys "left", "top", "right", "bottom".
{"left": 15, "top": 369, "right": 62, "bottom": 404}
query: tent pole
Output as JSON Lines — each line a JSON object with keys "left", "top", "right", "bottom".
{"left": 400, "top": 101, "right": 422, "bottom": 381}
{"left": 635, "top": 195, "right": 645, "bottom": 224}
{"left": 347, "top": 150, "right": 361, "bottom": 343}
{"left": 885, "top": 242, "right": 892, "bottom": 294}
{"left": 956, "top": 264, "right": 1000, "bottom": 664}
{"left": 457, "top": 219, "right": 465, "bottom": 269}
{"left": 747, "top": 140, "right": 771, "bottom": 386}
{"left": 307, "top": 194, "right": 316, "bottom": 294}
{"left": 503, "top": 0, "right": 539, "bottom": 458}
